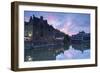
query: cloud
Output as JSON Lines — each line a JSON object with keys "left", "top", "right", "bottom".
{"left": 24, "top": 11, "right": 90, "bottom": 35}
{"left": 24, "top": 17, "right": 30, "bottom": 22}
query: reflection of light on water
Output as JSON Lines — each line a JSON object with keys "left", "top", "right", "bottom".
{"left": 64, "top": 46, "right": 74, "bottom": 59}
{"left": 26, "top": 56, "right": 33, "bottom": 61}
{"left": 56, "top": 45, "right": 90, "bottom": 60}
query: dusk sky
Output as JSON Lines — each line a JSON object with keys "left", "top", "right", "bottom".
{"left": 24, "top": 11, "right": 90, "bottom": 36}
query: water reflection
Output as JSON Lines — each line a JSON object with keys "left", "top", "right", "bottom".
{"left": 56, "top": 45, "right": 90, "bottom": 60}
{"left": 24, "top": 43, "right": 90, "bottom": 62}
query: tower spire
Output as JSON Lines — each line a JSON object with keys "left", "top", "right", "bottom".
{"left": 29, "top": 16, "right": 33, "bottom": 22}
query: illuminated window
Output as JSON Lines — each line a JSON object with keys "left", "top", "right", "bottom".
{"left": 28, "top": 32, "right": 32, "bottom": 37}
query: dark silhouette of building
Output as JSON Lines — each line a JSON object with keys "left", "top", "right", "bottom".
{"left": 24, "top": 15, "right": 66, "bottom": 49}
{"left": 71, "top": 31, "right": 90, "bottom": 43}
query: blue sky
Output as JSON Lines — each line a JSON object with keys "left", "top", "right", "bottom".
{"left": 24, "top": 11, "right": 90, "bottom": 36}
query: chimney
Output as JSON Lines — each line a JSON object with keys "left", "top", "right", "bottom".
{"left": 29, "top": 16, "right": 33, "bottom": 22}
{"left": 40, "top": 16, "right": 43, "bottom": 20}
{"left": 33, "top": 14, "right": 35, "bottom": 19}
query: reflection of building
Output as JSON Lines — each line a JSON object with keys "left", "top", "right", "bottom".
{"left": 71, "top": 31, "right": 90, "bottom": 43}
{"left": 24, "top": 45, "right": 68, "bottom": 61}
{"left": 72, "top": 43, "right": 90, "bottom": 53}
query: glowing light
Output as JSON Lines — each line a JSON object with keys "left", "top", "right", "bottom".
{"left": 26, "top": 56, "right": 33, "bottom": 61}
{"left": 28, "top": 32, "right": 32, "bottom": 37}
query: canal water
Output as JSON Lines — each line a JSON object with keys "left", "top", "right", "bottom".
{"left": 24, "top": 43, "right": 90, "bottom": 62}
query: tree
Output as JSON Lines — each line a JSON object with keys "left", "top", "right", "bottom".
{"left": 63, "top": 34, "right": 70, "bottom": 44}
